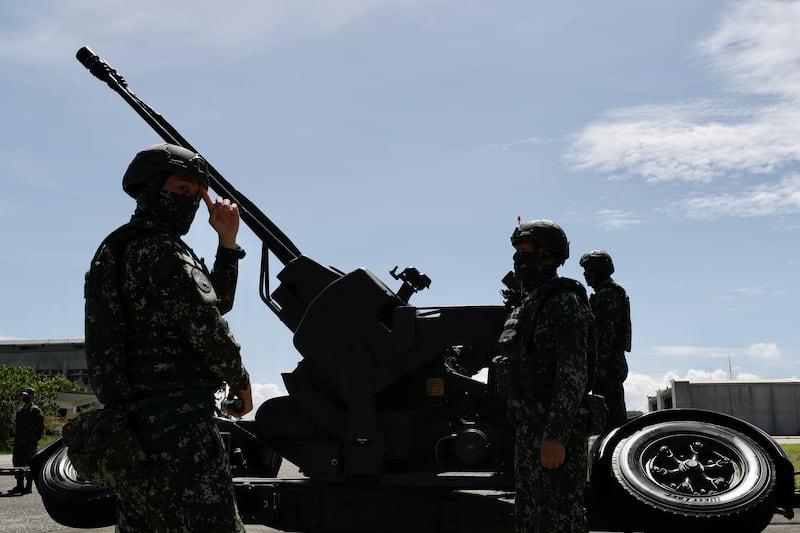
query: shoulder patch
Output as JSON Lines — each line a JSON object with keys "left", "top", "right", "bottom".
{"left": 191, "top": 267, "right": 213, "bottom": 293}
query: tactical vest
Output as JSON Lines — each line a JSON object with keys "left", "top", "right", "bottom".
{"left": 85, "top": 220, "right": 220, "bottom": 405}
{"left": 590, "top": 280, "right": 631, "bottom": 352}
{"left": 496, "top": 277, "right": 597, "bottom": 400}
{"left": 84, "top": 223, "right": 143, "bottom": 404}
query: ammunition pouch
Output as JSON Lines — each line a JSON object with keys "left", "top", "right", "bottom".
{"left": 62, "top": 407, "right": 147, "bottom": 486}
{"left": 578, "top": 393, "right": 608, "bottom": 436}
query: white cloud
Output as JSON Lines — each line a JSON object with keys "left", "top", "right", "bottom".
{"left": 744, "top": 342, "right": 782, "bottom": 360}
{"left": 673, "top": 174, "right": 800, "bottom": 218}
{"left": 640, "top": 342, "right": 783, "bottom": 362}
{"left": 641, "top": 345, "right": 732, "bottom": 358}
{"left": 596, "top": 209, "right": 641, "bottom": 230}
{"left": 569, "top": 99, "right": 800, "bottom": 186}
{"left": 697, "top": 0, "right": 800, "bottom": 97}
{"left": 568, "top": 101, "right": 784, "bottom": 184}
{"left": 623, "top": 372, "right": 664, "bottom": 412}
{"left": 685, "top": 368, "right": 729, "bottom": 382}
{"left": 567, "top": 0, "right": 800, "bottom": 218}
{"left": 481, "top": 136, "right": 550, "bottom": 152}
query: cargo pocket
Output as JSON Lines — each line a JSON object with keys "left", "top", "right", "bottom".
{"left": 63, "top": 407, "right": 147, "bottom": 485}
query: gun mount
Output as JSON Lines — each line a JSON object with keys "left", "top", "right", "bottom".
{"left": 30, "top": 47, "right": 798, "bottom": 533}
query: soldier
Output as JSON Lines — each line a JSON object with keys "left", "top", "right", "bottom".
{"left": 9, "top": 387, "right": 44, "bottom": 495}
{"left": 497, "top": 219, "right": 593, "bottom": 533}
{"left": 83, "top": 143, "right": 253, "bottom": 532}
{"left": 580, "top": 250, "right": 631, "bottom": 433}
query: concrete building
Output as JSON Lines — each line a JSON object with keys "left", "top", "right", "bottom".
{"left": 648, "top": 379, "right": 800, "bottom": 435}
{"left": 0, "top": 339, "right": 89, "bottom": 386}
{"left": 0, "top": 339, "right": 98, "bottom": 413}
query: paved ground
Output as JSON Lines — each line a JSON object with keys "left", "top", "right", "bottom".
{"left": 1, "top": 450, "right": 798, "bottom": 533}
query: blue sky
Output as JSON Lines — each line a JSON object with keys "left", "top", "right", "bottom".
{"left": 2, "top": 0, "right": 800, "bottom": 414}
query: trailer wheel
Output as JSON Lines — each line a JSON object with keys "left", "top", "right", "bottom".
{"left": 35, "top": 443, "right": 116, "bottom": 528}
{"left": 610, "top": 420, "right": 776, "bottom": 533}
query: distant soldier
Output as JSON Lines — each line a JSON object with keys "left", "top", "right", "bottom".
{"left": 496, "top": 219, "right": 593, "bottom": 533}
{"left": 9, "top": 387, "right": 44, "bottom": 495}
{"left": 580, "top": 250, "right": 631, "bottom": 432}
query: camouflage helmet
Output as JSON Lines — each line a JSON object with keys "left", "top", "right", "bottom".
{"left": 122, "top": 143, "right": 211, "bottom": 198}
{"left": 511, "top": 219, "right": 570, "bottom": 263}
{"left": 579, "top": 250, "right": 615, "bottom": 275}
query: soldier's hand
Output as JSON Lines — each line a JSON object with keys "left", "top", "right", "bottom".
{"left": 202, "top": 189, "right": 240, "bottom": 249}
{"left": 540, "top": 439, "right": 565, "bottom": 469}
{"left": 225, "top": 385, "right": 253, "bottom": 418}
{"left": 595, "top": 366, "right": 607, "bottom": 380}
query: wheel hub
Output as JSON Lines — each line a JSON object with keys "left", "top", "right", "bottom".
{"left": 646, "top": 439, "right": 737, "bottom": 495}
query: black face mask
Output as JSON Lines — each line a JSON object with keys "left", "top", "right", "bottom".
{"left": 583, "top": 269, "right": 610, "bottom": 288}
{"left": 513, "top": 250, "right": 544, "bottom": 283}
{"left": 150, "top": 190, "right": 201, "bottom": 235}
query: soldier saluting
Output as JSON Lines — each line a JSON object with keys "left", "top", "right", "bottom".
{"left": 81, "top": 144, "right": 253, "bottom": 532}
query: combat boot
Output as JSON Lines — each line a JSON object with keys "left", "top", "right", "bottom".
{"left": 8, "top": 475, "right": 25, "bottom": 494}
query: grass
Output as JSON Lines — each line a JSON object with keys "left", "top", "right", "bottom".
{"left": 0, "top": 434, "right": 60, "bottom": 455}
{"left": 783, "top": 443, "right": 800, "bottom": 490}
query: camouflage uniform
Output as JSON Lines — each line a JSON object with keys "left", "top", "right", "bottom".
{"left": 12, "top": 397, "right": 44, "bottom": 492}
{"left": 589, "top": 278, "right": 631, "bottom": 432}
{"left": 84, "top": 208, "right": 249, "bottom": 532}
{"left": 500, "top": 277, "right": 592, "bottom": 533}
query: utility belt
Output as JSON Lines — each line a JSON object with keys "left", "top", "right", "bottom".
{"left": 126, "top": 388, "right": 215, "bottom": 434}
{"left": 63, "top": 388, "right": 214, "bottom": 486}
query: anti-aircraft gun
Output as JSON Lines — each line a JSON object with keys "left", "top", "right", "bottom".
{"left": 31, "top": 48, "right": 798, "bottom": 533}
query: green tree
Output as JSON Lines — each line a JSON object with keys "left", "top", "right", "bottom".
{"left": 0, "top": 365, "right": 86, "bottom": 450}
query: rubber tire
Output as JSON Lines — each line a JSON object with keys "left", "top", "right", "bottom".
{"left": 35, "top": 443, "right": 116, "bottom": 528}
{"left": 609, "top": 420, "right": 776, "bottom": 533}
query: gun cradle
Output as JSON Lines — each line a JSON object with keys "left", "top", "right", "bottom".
{"left": 255, "top": 255, "right": 511, "bottom": 483}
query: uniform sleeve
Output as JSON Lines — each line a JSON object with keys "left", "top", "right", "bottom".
{"left": 208, "top": 245, "right": 245, "bottom": 315}
{"left": 130, "top": 237, "right": 250, "bottom": 392}
{"left": 538, "top": 293, "right": 590, "bottom": 442}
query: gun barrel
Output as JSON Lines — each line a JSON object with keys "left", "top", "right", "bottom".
{"left": 75, "top": 46, "right": 301, "bottom": 266}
